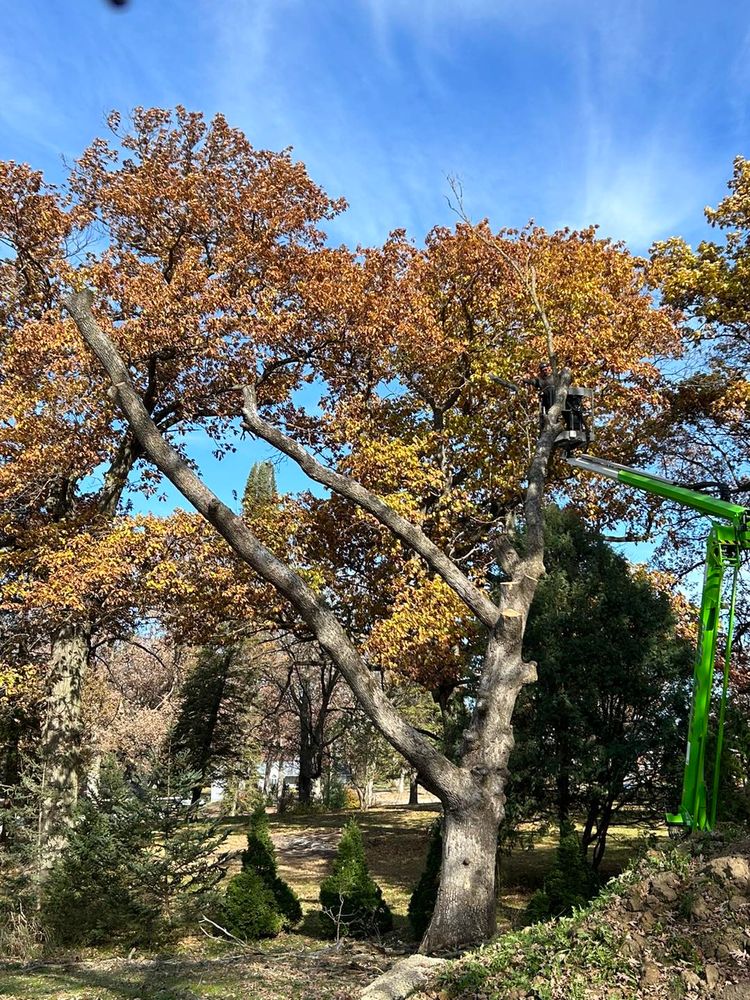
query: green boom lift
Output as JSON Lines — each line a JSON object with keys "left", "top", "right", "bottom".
{"left": 566, "top": 452, "right": 750, "bottom": 832}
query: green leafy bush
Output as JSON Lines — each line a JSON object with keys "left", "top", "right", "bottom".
{"left": 408, "top": 818, "right": 442, "bottom": 939}
{"left": 526, "top": 823, "right": 600, "bottom": 923}
{"left": 222, "top": 870, "right": 283, "bottom": 940}
{"left": 319, "top": 820, "right": 392, "bottom": 939}
{"left": 241, "top": 808, "right": 301, "bottom": 928}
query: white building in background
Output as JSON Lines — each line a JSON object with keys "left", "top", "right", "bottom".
{"left": 208, "top": 761, "right": 299, "bottom": 804}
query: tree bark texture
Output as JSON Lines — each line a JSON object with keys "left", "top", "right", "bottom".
{"left": 420, "top": 800, "right": 501, "bottom": 952}
{"left": 39, "top": 623, "right": 90, "bottom": 864}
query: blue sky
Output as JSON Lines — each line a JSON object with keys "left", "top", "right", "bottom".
{"left": 2, "top": 0, "right": 749, "bottom": 516}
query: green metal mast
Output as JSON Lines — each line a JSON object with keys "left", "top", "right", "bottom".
{"left": 567, "top": 455, "right": 749, "bottom": 831}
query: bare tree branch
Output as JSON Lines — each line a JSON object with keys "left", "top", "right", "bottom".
{"left": 64, "top": 289, "right": 473, "bottom": 808}
{"left": 241, "top": 385, "right": 500, "bottom": 630}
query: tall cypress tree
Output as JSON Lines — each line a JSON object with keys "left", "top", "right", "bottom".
{"left": 171, "top": 645, "right": 257, "bottom": 803}
{"left": 242, "top": 461, "right": 277, "bottom": 517}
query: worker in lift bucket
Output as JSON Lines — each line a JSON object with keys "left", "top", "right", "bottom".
{"left": 531, "top": 362, "right": 556, "bottom": 424}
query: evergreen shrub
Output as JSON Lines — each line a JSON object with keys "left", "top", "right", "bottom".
{"left": 240, "top": 808, "right": 301, "bottom": 928}
{"left": 222, "top": 870, "right": 283, "bottom": 940}
{"left": 526, "top": 823, "right": 600, "bottom": 923}
{"left": 42, "top": 756, "right": 228, "bottom": 946}
{"left": 319, "top": 820, "right": 392, "bottom": 939}
{"left": 407, "top": 818, "right": 442, "bottom": 939}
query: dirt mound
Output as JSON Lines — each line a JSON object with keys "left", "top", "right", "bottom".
{"left": 416, "top": 837, "right": 750, "bottom": 999}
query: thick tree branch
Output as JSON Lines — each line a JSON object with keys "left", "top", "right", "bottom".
{"left": 64, "top": 289, "right": 472, "bottom": 807}
{"left": 241, "top": 385, "right": 500, "bottom": 629}
{"left": 523, "top": 373, "right": 571, "bottom": 560}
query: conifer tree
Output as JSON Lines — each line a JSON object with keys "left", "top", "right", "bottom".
{"left": 319, "top": 820, "right": 392, "bottom": 939}
{"left": 42, "top": 755, "right": 228, "bottom": 944}
{"left": 242, "top": 461, "right": 277, "bottom": 517}
{"left": 408, "top": 819, "right": 443, "bottom": 939}
{"left": 241, "top": 807, "right": 301, "bottom": 927}
{"left": 525, "top": 822, "right": 600, "bottom": 923}
{"left": 171, "top": 645, "right": 258, "bottom": 803}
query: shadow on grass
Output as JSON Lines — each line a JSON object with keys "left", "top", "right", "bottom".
{"left": 0, "top": 961, "right": 202, "bottom": 1000}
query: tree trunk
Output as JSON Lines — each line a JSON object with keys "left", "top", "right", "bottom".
{"left": 298, "top": 771, "right": 313, "bottom": 804}
{"left": 420, "top": 800, "right": 500, "bottom": 952}
{"left": 39, "top": 623, "right": 90, "bottom": 865}
{"left": 262, "top": 759, "right": 273, "bottom": 796}
{"left": 409, "top": 773, "right": 419, "bottom": 805}
{"left": 298, "top": 719, "right": 314, "bottom": 804}
{"left": 591, "top": 800, "right": 614, "bottom": 870}
{"left": 85, "top": 753, "right": 102, "bottom": 798}
{"left": 230, "top": 780, "right": 241, "bottom": 816}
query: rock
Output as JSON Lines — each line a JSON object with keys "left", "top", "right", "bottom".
{"left": 626, "top": 889, "right": 645, "bottom": 912}
{"left": 706, "top": 857, "right": 750, "bottom": 890}
{"left": 650, "top": 873, "right": 680, "bottom": 903}
{"left": 729, "top": 896, "right": 746, "bottom": 913}
{"left": 682, "top": 970, "right": 701, "bottom": 990}
{"left": 690, "top": 896, "right": 710, "bottom": 919}
{"left": 640, "top": 959, "right": 661, "bottom": 987}
{"left": 721, "top": 982, "right": 750, "bottom": 1000}
{"left": 622, "top": 932, "right": 647, "bottom": 957}
{"left": 360, "top": 956, "right": 446, "bottom": 1000}
{"left": 706, "top": 965, "right": 722, "bottom": 989}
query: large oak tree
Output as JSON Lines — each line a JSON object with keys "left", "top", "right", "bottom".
{"left": 5, "top": 107, "right": 682, "bottom": 948}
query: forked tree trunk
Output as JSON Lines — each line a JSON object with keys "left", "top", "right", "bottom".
{"left": 420, "top": 799, "right": 501, "bottom": 952}
{"left": 68, "top": 296, "right": 572, "bottom": 954}
{"left": 39, "top": 623, "right": 90, "bottom": 865}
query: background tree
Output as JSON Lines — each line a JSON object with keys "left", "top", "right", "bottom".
{"left": 515, "top": 506, "right": 693, "bottom": 867}
{"left": 171, "top": 643, "right": 259, "bottom": 805}
{"left": 649, "top": 156, "right": 750, "bottom": 576}
{"left": 260, "top": 634, "right": 346, "bottom": 804}
{"left": 0, "top": 105, "right": 345, "bottom": 860}
{"left": 82, "top": 636, "right": 187, "bottom": 787}
{"left": 242, "top": 460, "right": 277, "bottom": 517}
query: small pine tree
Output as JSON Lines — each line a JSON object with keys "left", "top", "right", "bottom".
{"left": 222, "top": 870, "right": 283, "bottom": 940}
{"left": 241, "top": 808, "right": 301, "bottom": 928}
{"left": 319, "top": 820, "right": 392, "bottom": 939}
{"left": 43, "top": 765, "right": 152, "bottom": 944}
{"left": 407, "top": 818, "right": 442, "bottom": 939}
{"left": 526, "top": 823, "right": 600, "bottom": 923}
{"left": 42, "top": 756, "right": 229, "bottom": 945}
{"left": 134, "top": 755, "right": 229, "bottom": 930}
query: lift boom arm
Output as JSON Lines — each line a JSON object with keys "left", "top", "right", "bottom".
{"left": 567, "top": 454, "right": 749, "bottom": 830}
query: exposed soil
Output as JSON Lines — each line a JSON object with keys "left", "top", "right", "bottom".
{"left": 416, "top": 835, "right": 750, "bottom": 999}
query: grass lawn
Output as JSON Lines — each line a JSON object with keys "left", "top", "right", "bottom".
{"left": 0, "top": 805, "right": 665, "bottom": 1000}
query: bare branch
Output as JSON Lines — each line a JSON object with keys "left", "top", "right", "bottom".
{"left": 64, "top": 289, "right": 473, "bottom": 808}
{"left": 241, "top": 385, "right": 499, "bottom": 630}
